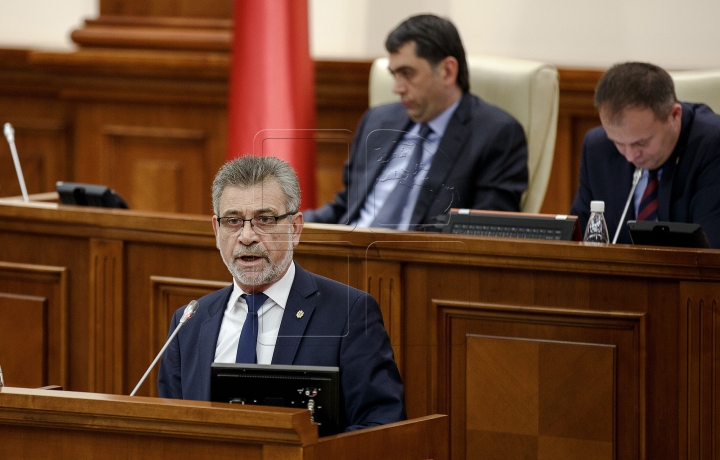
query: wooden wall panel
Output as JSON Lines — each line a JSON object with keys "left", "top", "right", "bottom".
{"left": 433, "top": 299, "right": 644, "bottom": 460}
{"left": 102, "top": 125, "right": 207, "bottom": 213}
{"left": 123, "top": 240, "right": 230, "bottom": 395}
{"left": 0, "top": 118, "right": 70, "bottom": 198}
{"left": 74, "top": 103, "right": 225, "bottom": 215}
{"left": 0, "top": 262, "right": 69, "bottom": 389}
{"left": 541, "top": 68, "right": 603, "bottom": 214}
{"left": 0, "top": 99, "right": 71, "bottom": 199}
{"left": 313, "top": 60, "right": 372, "bottom": 207}
{"left": 0, "top": 229, "right": 94, "bottom": 391}
{"left": 145, "top": 276, "right": 228, "bottom": 396}
{"left": 0, "top": 294, "right": 47, "bottom": 388}
{"left": 314, "top": 130, "right": 355, "bottom": 209}
{"left": 465, "top": 336, "right": 614, "bottom": 460}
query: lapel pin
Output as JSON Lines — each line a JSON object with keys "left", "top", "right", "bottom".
{"left": 296, "top": 310, "right": 305, "bottom": 319}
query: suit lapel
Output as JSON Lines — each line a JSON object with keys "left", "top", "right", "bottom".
{"left": 657, "top": 156, "right": 678, "bottom": 222}
{"left": 195, "top": 286, "right": 231, "bottom": 393}
{"left": 411, "top": 94, "right": 471, "bottom": 224}
{"left": 272, "top": 263, "right": 318, "bottom": 365}
{"left": 346, "top": 111, "right": 411, "bottom": 222}
{"left": 658, "top": 103, "right": 695, "bottom": 221}
{"left": 622, "top": 162, "right": 638, "bottom": 221}
{"left": 657, "top": 105, "right": 692, "bottom": 222}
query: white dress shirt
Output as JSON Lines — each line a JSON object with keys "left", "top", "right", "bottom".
{"left": 214, "top": 262, "right": 296, "bottom": 364}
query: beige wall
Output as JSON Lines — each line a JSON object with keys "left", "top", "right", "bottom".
{"left": 0, "top": 0, "right": 97, "bottom": 51}
{"left": 2, "top": 0, "right": 720, "bottom": 69}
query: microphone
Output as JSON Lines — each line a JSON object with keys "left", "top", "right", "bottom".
{"left": 130, "top": 300, "right": 199, "bottom": 396}
{"left": 612, "top": 167, "right": 643, "bottom": 244}
{"left": 3, "top": 123, "right": 30, "bottom": 203}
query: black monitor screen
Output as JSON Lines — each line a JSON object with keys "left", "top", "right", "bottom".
{"left": 210, "top": 363, "right": 341, "bottom": 437}
{"left": 628, "top": 220, "right": 710, "bottom": 248}
{"left": 56, "top": 181, "right": 129, "bottom": 209}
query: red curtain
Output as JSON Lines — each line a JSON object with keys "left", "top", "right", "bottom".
{"left": 228, "top": 0, "right": 316, "bottom": 210}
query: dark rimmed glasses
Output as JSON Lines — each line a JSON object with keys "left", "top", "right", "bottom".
{"left": 216, "top": 211, "right": 296, "bottom": 235}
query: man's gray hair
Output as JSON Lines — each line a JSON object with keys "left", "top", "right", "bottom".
{"left": 212, "top": 156, "right": 301, "bottom": 215}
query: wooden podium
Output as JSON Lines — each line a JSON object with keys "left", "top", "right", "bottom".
{"left": 0, "top": 387, "right": 448, "bottom": 459}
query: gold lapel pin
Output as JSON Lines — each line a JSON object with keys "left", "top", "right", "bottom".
{"left": 296, "top": 310, "right": 304, "bottom": 319}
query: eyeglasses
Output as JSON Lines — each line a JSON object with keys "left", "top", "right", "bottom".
{"left": 216, "top": 211, "right": 296, "bottom": 235}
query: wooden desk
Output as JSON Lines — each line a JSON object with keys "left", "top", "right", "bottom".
{"left": 0, "top": 198, "right": 718, "bottom": 459}
{"left": 0, "top": 387, "right": 448, "bottom": 460}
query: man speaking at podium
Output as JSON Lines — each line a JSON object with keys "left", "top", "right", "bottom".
{"left": 157, "top": 156, "right": 406, "bottom": 431}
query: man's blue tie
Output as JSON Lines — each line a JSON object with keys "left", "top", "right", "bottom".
{"left": 637, "top": 169, "right": 659, "bottom": 221}
{"left": 371, "top": 123, "right": 432, "bottom": 228}
{"left": 235, "top": 292, "right": 268, "bottom": 363}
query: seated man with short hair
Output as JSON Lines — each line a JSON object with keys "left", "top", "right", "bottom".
{"left": 304, "top": 14, "right": 528, "bottom": 231}
{"left": 570, "top": 61, "right": 720, "bottom": 248}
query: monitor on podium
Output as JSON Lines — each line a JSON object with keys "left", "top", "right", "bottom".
{"left": 211, "top": 363, "right": 341, "bottom": 437}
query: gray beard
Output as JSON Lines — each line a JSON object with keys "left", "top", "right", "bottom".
{"left": 224, "top": 243, "right": 294, "bottom": 288}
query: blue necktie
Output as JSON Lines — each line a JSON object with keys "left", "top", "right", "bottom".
{"left": 637, "top": 169, "right": 659, "bottom": 221}
{"left": 371, "top": 123, "right": 432, "bottom": 229}
{"left": 235, "top": 292, "right": 268, "bottom": 363}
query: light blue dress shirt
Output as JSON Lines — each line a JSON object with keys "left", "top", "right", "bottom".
{"left": 353, "top": 98, "right": 461, "bottom": 230}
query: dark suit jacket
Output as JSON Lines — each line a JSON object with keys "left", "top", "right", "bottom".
{"left": 304, "top": 92, "right": 528, "bottom": 229}
{"left": 570, "top": 103, "right": 720, "bottom": 248}
{"left": 157, "top": 262, "right": 407, "bottom": 432}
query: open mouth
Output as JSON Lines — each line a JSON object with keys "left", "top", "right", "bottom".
{"left": 239, "top": 255, "right": 265, "bottom": 263}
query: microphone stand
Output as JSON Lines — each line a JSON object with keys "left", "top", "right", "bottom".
{"left": 612, "top": 167, "right": 643, "bottom": 244}
{"left": 130, "top": 300, "right": 199, "bottom": 396}
{"left": 3, "top": 123, "right": 29, "bottom": 203}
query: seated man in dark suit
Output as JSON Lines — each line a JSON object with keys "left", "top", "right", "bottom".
{"left": 570, "top": 62, "right": 720, "bottom": 248}
{"left": 157, "top": 156, "right": 406, "bottom": 431}
{"left": 303, "top": 14, "right": 528, "bottom": 231}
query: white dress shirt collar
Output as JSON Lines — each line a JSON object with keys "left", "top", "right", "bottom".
{"left": 228, "top": 260, "right": 296, "bottom": 311}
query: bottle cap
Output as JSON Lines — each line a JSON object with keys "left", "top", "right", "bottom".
{"left": 590, "top": 200, "right": 605, "bottom": 213}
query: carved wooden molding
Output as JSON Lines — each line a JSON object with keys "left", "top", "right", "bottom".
{"left": 88, "top": 238, "right": 124, "bottom": 394}
{"left": 71, "top": 28, "right": 231, "bottom": 52}
{"left": 0, "top": 261, "right": 68, "bottom": 388}
{"left": 679, "top": 281, "right": 720, "bottom": 459}
{"left": 103, "top": 125, "right": 207, "bottom": 141}
{"left": 88, "top": 15, "right": 233, "bottom": 29}
{"left": 363, "top": 260, "right": 403, "bottom": 372}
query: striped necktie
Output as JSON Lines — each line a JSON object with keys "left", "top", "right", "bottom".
{"left": 637, "top": 169, "right": 659, "bottom": 221}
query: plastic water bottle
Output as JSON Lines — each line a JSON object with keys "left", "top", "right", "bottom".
{"left": 584, "top": 200, "right": 609, "bottom": 244}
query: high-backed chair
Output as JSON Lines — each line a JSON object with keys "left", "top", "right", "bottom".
{"left": 369, "top": 56, "right": 559, "bottom": 213}
{"left": 671, "top": 69, "right": 720, "bottom": 113}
